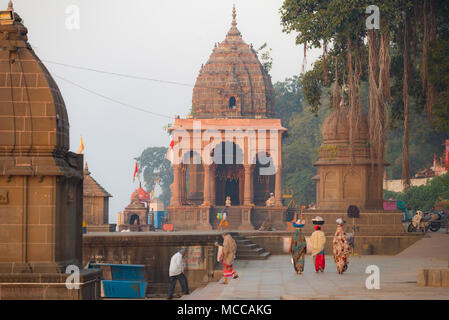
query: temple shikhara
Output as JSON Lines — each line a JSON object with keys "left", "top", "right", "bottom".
{"left": 166, "top": 7, "right": 287, "bottom": 230}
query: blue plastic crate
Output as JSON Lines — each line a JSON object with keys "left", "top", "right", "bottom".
{"left": 101, "top": 280, "right": 147, "bottom": 299}
{"left": 88, "top": 263, "right": 147, "bottom": 298}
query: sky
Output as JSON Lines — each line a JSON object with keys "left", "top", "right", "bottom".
{"left": 9, "top": 0, "right": 321, "bottom": 223}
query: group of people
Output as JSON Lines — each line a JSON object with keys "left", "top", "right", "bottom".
{"left": 289, "top": 217, "right": 351, "bottom": 275}
{"left": 167, "top": 217, "right": 352, "bottom": 299}
{"left": 168, "top": 232, "right": 239, "bottom": 298}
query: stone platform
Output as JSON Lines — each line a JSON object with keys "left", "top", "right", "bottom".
{"left": 167, "top": 205, "right": 287, "bottom": 231}
{"left": 180, "top": 232, "right": 449, "bottom": 300}
{"left": 83, "top": 225, "right": 424, "bottom": 297}
{"left": 0, "top": 268, "right": 101, "bottom": 300}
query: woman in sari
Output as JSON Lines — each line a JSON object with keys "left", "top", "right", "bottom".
{"left": 333, "top": 218, "right": 351, "bottom": 274}
{"left": 289, "top": 219, "right": 307, "bottom": 274}
{"left": 311, "top": 225, "right": 326, "bottom": 272}
{"left": 215, "top": 232, "right": 239, "bottom": 284}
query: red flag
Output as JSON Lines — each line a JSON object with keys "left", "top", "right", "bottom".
{"left": 133, "top": 161, "right": 138, "bottom": 182}
{"left": 165, "top": 138, "right": 174, "bottom": 164}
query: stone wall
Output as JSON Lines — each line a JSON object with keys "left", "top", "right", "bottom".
{"left": 83, "top": 232, "right": 222, "bottom": 295}
{"left": 383, "top": 178, "right": 430, "bottom": 193}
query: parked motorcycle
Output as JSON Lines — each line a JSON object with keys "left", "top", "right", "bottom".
{"left": 428, "top": 211, "right": 449, "bottom": 232}
{"left": 407, "top": 210, "right": 430, "bottom": 233}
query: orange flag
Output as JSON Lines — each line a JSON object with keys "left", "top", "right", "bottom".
{"left": 78, "top": 136, "right": 84, "bottom": 154}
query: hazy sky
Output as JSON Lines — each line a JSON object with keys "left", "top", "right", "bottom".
{"left": 10, "top": 0, "right": 321, "bottom": 223}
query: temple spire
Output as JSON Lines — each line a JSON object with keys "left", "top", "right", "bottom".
{"left": 8, "top": 1, "right": 13, "bottom": 10}
{"left": 232, "top": 4, "right": 237, "bottom": 27}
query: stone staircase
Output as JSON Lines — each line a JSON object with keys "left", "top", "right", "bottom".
{"left": 211, "top": 207, "right": 242, "bottom": 230}
{"left": 231, "top": 233, "right": 271, "bottom": 260}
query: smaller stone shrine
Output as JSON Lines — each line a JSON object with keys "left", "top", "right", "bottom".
{"left": 83, "top": 163, "right": 115, "bottom": 232}
{"left": 302, "top": 103, "right": 405, "bottom": 239}
{"left": 117, "top": 185, "right": 153, "bottom": 232}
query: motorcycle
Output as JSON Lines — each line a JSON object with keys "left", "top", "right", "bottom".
{"left": 428, "top": 211, "right": 449, "bottom": 232}
{"left": 407, "top": 210, "right": 430, "bottom": 233}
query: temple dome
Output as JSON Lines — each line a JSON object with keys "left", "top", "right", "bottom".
{"left": 0, "top": 2, "right": 69, "bottom": 157}
{"left": 131, "top": 184, "right": 150, "bottom": 203}
{"left": 321, "top": 106, "right": 369, "bottom": 144}
{"left": 191, "top": 6, "right": 275, "bottom": 119}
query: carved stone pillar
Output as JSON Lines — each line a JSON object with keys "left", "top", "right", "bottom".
{"left": 172, "top": 165, "right": 181, "bottom": 206}
{"left": 275, "top": 166, "right": 282, "bottom": 206}
{"left": 210, "top": 165, "right": 216, "bottom": 206}
{"left": 203, "top": 164, "right": 211, "bottom": 205}
{"left": 180, "top": 165, "right": 187, "bottom": 204}
{"left": 244, "top": 164, "right": 252, "bottom": 206}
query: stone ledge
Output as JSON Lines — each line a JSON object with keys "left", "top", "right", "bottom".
{"left": 417, "top": 268, "right": 449, "bottom": 287}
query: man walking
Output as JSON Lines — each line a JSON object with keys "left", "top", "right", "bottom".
{"left": 167, "top": 248, "right": 190, "bottom": 299}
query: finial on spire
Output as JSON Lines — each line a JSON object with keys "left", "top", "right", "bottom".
{"left": 232, "top": 4, "right": 237, "bottom": 27}
{"left": 8, "top": 1, "right": 13, "bottom": 10}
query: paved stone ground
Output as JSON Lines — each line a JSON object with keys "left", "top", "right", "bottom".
{"left": 179, "top": 232, "right": 449, "bottom": 300}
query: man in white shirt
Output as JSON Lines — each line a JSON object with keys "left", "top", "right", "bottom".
{"left": 167, "top": 248, "right": 189, "bottom": 299}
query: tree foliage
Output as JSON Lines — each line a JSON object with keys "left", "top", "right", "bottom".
{"left": 280, "top": 0, "right": 449, "bottom": 188}
{"left": 384, "top": 172, "right": 449, "bottom": 211}
{"left": 136, "top": 147, "right": 173, "bottom": 207}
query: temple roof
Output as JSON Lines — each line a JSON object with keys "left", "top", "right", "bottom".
{"left": 0, "top": 1, "right": 70, "bottom": 156}
{"left": 131, "top": 184, "right": 150, "bottom": 202}
{"left": 191, "top": 6, "right": 275, "bottom": 119}
{"left": 83, "top": 163, "right": 112, "bottom": 197}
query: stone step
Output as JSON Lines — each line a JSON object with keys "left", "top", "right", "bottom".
{"left": 238, "top": 243, "right": 258, "bottom": 250}
{"left": 236, "top": 239, "right": 251, "bottom": 245}
{"left": 237, "top": 246, "right": 265, "bottom": 255}
{"left": 237, "top": 252, "right": 271, "bottom": 260}
{"left": 233, "top": 233, "right": 271, "bottom": 261}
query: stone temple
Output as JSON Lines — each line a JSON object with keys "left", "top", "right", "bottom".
{"left": 166, "top": 7, "right": 287, "bottom": 231}
{"left": 0, "top": 3, "right": 100, "bottom": 299}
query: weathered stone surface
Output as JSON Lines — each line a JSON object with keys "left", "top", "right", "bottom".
{"left": 0, "top": 3, "right": 99, "bottom": 299}
{"left": 418, "top": 269, "right": 449, "bottom": 287}
{"left": 192, "top": 7, "right": 274, "bottom": 119}
{"left": 83, "top": 232, "right": 222, "bottom": 294}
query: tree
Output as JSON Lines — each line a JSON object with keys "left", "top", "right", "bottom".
{"left": 280, "top": 0, "right": 449, "bottom": 190}
{"left": 384, "top": 172, "right": 449, "bottom": 211}
{"left": 275, "top": 77, "right": 328, "bottom": 206}
{"left": 136, "top": 147, "right": 173, "bottom": 207}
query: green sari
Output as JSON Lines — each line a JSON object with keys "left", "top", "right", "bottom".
{"left": 290, "top": 229, "right": 307, "bottom": 273}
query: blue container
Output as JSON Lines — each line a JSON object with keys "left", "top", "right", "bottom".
{"left": 154, "top": 211, "right": 165, "bottom": 229}
{"left": 102, "top": 280, "right": 147, "bottom": 299}
{"left": 89, "top": 263, "right": 147, "bottom": 298}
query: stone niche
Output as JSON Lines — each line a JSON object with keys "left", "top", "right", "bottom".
{"left": 0, "top": 3, "right": 100, "bottom": 299}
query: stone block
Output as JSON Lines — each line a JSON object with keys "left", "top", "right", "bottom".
{"left": 0, "top": 225, "right": 22, "bottom": 243}
{"left": 427, "top": 269, "right": 442, "bottom": 287}
{"left": 0, "top": 244, "right": 22, "bottom": 262}
{"left": 5, "top": 73, "right": 22, "bottom": 87}
{"left": 26, "top": 88, "right": 53, "bottom": 102}
{"left": 417, "top": 269, "right": 428, "bottom": 287}
{"left": 22, "top": 73, "right": 38, "bottom": 87}
{"left": 27, "top": 225, "right": 47, "bottom": 244}
{"left": 0, "top": 87, "right": 23, "bottom": 101}
{"left": 31, "top": 117, "right": 55, "bottom": 132}
{"left": 442, "top": 269, "right": 449, "bottom": 287}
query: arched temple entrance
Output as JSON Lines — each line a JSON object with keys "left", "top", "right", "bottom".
{"left": 129, "top": 214, "right": 140, "bottom": 225}
{"left": 213, "top": 141, "right": 244, "bottom": 206}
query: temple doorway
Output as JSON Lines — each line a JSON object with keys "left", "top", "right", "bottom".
{"left": 129, "top": 214, "right": 140, "bottom": 225}
{"left": 225, "top": 178, "right": 240, "bottom": 205}
{"left": 213, "top": 141, "right": 244, "bottom": 206}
